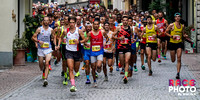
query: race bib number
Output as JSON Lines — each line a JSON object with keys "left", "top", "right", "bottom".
{"left": 148, "top": 36, "right": 155, "bottom": 41}
{"left": 41, "top": 42, "right": 49, "bottom": 48}
{"left": 105, "top": 43, "right": 112, "bottom": 50}
{"left": 69, "top": 39, "right": 77, "bottom": 45}
{"left": 160, "top": 28, "right": 164, "bottom": 32}
{"left": 120, "top": 38, "right": 128, "bottom": 44}
{"left": 92, "top": 45, "right": 101, "bottom": 52}
{"left": 174, "top": 35, "right": 181, "bottom": 40}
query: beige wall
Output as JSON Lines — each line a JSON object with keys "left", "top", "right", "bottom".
{"left": 103, "top": 0, "right": 108, "bottom": 8}
{"left": 113, "top": 0, "right": 124, "bottom": 10}
{"left": 0, "top": 0, "right": 18, "bottom": 52}
{"left": 125, "top": 0, "right": 130, "bottom": 11}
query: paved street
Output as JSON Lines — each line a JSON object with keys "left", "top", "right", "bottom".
{"left": 1, "top": 54, "right": 200, "bottom": 100}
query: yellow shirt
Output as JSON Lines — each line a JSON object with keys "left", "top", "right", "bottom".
{"left": 57, "top": 21, "right": 60, "bottom": 27}
{"left": 170, "top": 23, "right": 183, "bottom": 43}
{"left": 146, "top": 25, "right": 157, "bottom": 43}
{"left": 151, "top": 15, "right": 156, "bottom": 23}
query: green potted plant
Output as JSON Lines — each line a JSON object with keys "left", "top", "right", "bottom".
{"left": 24, "top": 14, "right": 43, "bottom": 62}
{"left": 13, "top": 32, "right": 29, "bottom": 66}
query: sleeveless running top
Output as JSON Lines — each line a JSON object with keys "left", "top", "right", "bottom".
{"left": 170, "top": 23, "right": 183, "bottom": 43}
{"left": 65, "top": 27, "right": 79, "bottom": 51}
{"left": 60, "top": 26, "right": 69, "bottom": 44}
{"left": 37, "top": 26, "right": 52, "bottom": 49}
{"left": 117, "top": 26, "right": 131, "bottom": 49}
{"left": 90, "top": 31, "right": 104, "bottom": 56}
{"left": 104, "top": 31, "right": 113, "bottom": 53}
{"left": 156, "top": 18, "right": 166, "bottom": 37}
{"left": 84, "top": 32, "right": 90, "bottom": 50}
{"left": 146, "top": 25, "right": 157, "bottom": 43}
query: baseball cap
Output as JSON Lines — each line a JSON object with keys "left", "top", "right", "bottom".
{"left": 174, "top": 13, "right": 181, "bottom": 17}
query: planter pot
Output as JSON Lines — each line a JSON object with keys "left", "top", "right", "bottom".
{"left": 13, "top": 49, "right": 26, "bottom": 66}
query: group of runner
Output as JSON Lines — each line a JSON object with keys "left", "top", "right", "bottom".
{"left": 31, "top": 4, "right": 188, "bottom": 92}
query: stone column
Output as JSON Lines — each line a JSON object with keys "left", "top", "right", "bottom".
{"left": 196, "top": 1, "right": 200, "bottom": 52}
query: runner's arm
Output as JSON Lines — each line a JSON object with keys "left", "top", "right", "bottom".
{"left": 84, "top": 32, "right": 91, "bottom": 47}
{"left": 112, "top": 26, "right": 121, "bottom": 40}
{"left": 82, "top": 26, "right": 86, "bottom": 32}
{"left": 102, "top": 30, "right": 109, "bottom": 43}
{"left": 165, "top": 20, "right": 169, "bottom": 29}
{"left": 165, "top": 24, "right": 173, "bottom": 38}
{"left": 53, "top": 27, "right": 58, "bottom": 46}
{"left": 140, "top": 27, "right": 146, "bottom": 38}
{"left": 155, "top": 25, "right": 162, "bottom": 36}
{"left": 79, "top": 29, "right": 85, "bottom": 43}
{"left": 130, "top": 27, "right": 135, "bottom": 40}
{"left": 58, "top": 29, "right": 65, "bottom": 47}
{"left": 134, "top": 26, "right": 139, "bottom": 36}
{"left": 32, "top": 28, "right": 41, "bottom": 42}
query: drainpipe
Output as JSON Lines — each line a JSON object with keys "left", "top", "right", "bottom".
{"left": 18, "top": 0, "right": 20, "bottom": 38}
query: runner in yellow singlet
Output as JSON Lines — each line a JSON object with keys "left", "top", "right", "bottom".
{"left": 165, "top": 13, "right": 188, "bottom": 79}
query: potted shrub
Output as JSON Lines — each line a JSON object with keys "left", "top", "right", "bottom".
{"left": 24, "top": 14, "right": 43, "bottom": 62}
{"left": 13, "top": 33, "right": 28, "bottom": 66}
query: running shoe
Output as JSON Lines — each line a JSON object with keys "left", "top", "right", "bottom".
{"left": 163, "top": 56, "right": 167, "bottom": 60}
{"left": 176, "top": 73, "right": 180, "bottom": 79}
{"left": 141, "top": 65, "right": 145, "bottom": 70}
{"left": 70, "top": 86, "right": 77, "bottom": 92}
{"left": 49, "top": 65, "right": 52, "bottom": 71}
{"left": 158, "top": 58, "right": 161, "bottom": 63}
{"left": 148, "top": 70, "right": 153, "bottom": 76}
{"left": 85, "top": 79, "right": 91, "bottom": 84}
{"left": 120, "top": 69, "right": 125, "bottom": 75}
{"left": 63, "top": 78, "right": 68, "bottom": 85}
{"left": 128, "top": 66, "right": 133, "bottom": 71}
{"left": 75, "top": 72, "right": 80, "bottom": 77}
{"left": 95, "top": 73, "right": 98, "bottom": 78}
{"left": 93, "top": 82, "right": 97, "bottom": 87}
{"left": 123, "top": 76, "right": 128, "bottom": 84}
{"left": 54, "top": 60, "right": 58, "bottom": 65}
{"left": 133, "top": 65, "right": 137, "bottom": 72}
{"left": 81, "top": 65, "right": 85, "bottom": 70}
{"left": 104, "top": 76, "right": 108, "bottom": 81}
{"left": 109, "top": 66, "right": 113, "bottom": 73}
{"left": 43, "top": 79, "right": 48, "bottom": 87}
{"left": 116, "top": 66, "right": 119, "bottom": 71}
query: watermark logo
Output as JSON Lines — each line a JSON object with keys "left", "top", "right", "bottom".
{"left": 169, "top": 79, "right": 197, "bottom": 96}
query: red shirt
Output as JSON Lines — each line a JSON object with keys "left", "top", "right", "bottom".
{"left": 156, "top": 18, "right": 166, "bottom": 37}
{"left": 140, "top": 26, "right": 146, "bottom": 44}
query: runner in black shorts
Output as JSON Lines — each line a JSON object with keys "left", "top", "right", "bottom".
{"left": 58, "top": 15, "right": 70, "bottom": 85}
{"left": 113, "top": 15, "right": 134, "bottom": 84}
{"left": 103, "top": 21, "right": 115, "bottom": 81}
{"left": 141, "top": 16, "right": 161, "bottom": 76}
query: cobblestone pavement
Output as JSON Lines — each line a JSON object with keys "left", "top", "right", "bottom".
{"left": 1, "top": 54, "right": 200, "bottom": 100}
{"left": 0, "top": 63, "right": 40, "bottom": 98}
{"left": 182, "top": 53, "right": 200, "bottom": 84}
